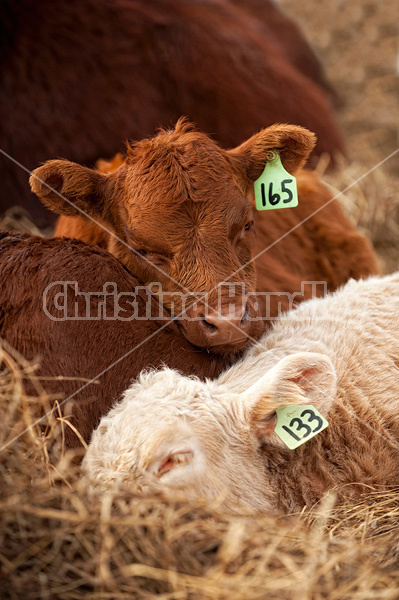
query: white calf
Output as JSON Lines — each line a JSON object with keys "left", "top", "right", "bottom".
{"left": 83, "top": 274, "right": 399, "bottom": 513}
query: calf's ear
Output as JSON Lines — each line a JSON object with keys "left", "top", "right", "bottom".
{"left": 228, "top": 124, "right": 316, "bottom": 182}
{"left": 243, "top": 352, "right": 336, "bottom": 445}
{"left": 29, "top": 159, "right": 114, "bottom": 223}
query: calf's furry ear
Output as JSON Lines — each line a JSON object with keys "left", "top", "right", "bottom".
{"left": 228, "top": 123, "right": 316, "bottom": 182}
{"left": 29, "top": 159, "right": 111, "bottom": 221}
{"left": 243, "top": 352, "right": 336, "bottom": 443}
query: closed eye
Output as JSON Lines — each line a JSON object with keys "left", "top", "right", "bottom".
{"left": 244, "top": 220, "right": 254, "bottom": 232}
{"left": 158, "top": 450, "right": 194, "bottom": 475}
{"left": 135, "top": 248, "right": 172, "bottom": 262}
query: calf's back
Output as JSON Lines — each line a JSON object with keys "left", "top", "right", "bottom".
{"left": 0, "top": 233, "right": 230, "bottom": 448}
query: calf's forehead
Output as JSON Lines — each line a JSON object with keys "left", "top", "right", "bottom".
{"left": 121, "top": 141, "right": 249, "bottom": 241}
{"left": 105, "top": 376, "right": 237, "bottom": 442}
{"left": 123, "top": 186, "right": 250, "bottom": 254}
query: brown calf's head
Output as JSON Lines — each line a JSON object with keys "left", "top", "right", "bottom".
{"left": 30, "top": 119, "right": 315, "bottom": 353}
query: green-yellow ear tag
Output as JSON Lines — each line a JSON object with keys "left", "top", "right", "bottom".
{"left": 274, "top": 404, "right": 328, "bottom": 450}
{"left": 254, "top": 151, "right": 298, "bottom": 211}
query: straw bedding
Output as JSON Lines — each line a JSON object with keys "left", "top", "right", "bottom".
{"left": 1, "top": 345, "right": 399, "bottom": 599}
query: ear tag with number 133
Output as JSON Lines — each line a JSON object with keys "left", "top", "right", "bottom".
{"left": 274, "top": 404, "right": 328, "bottom": 450}
{"left": 254, "top": 151, "right": 298, "bottom": 211}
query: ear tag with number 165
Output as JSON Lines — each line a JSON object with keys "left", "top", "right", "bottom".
{"left": 254, "top": 151, "right": 298, "bottom": 211}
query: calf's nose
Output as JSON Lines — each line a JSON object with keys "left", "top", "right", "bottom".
{"left": 198, "top": 302, "right": 252, "bottom": 346}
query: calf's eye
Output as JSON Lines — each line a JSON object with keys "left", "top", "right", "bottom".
{"left": 158, "top": 450, "right": 194, "bottom": 475}
{"left": 244, "top": 221, "right": 254, "bottom": 232}
{"left": 135, "top": 249, "right": 172, "bottom": 264}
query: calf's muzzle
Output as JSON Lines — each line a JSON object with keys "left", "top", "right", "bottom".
{"left": 181, "top": 294, "right": 264, "bottom": 353}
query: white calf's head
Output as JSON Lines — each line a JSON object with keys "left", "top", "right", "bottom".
{"left": 82, "top": 352, "right": 336, "bottom": 513}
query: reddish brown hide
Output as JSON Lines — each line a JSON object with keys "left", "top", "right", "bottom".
{"left": 1, "top": 0, "right": 344, "bottom": 227}
{"left": 0, "top": 232, "right": 231, "bottom": 449}
{"left": 230, "top": 0, "right": 339, "bottom": 107}
{"left": 31, "top": 122, "right": 378, "bottom": 352}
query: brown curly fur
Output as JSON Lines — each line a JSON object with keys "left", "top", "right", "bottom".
{"left": 32, "top": 122, "right": 377, "bottom": 335}
{"left": 0, "top": 232, "right": 231, "bottom": 448}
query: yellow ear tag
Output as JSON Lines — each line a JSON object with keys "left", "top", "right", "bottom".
{"left": 254, "top": 151, "right": 298, "bottom": 211}
{"left": 274, "top": 405, "right": 328, "bottom": 450}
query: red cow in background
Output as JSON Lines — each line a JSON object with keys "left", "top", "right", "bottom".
{"left": 1, "top": 0, "right": 344, "bottom": 227}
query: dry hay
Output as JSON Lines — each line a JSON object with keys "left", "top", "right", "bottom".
{"left": 315, "top": 156, "right": 399, "bottom": 274}
{"left": 1, "top": 343, "right": 399, "bottom": 600}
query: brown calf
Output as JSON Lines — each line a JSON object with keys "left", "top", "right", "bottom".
{"left": 1, "top": 0, "right": 344, "bottom": 227}
{"left": 31, "top": 122, "right": 378, "bottom": 352}
{"left": 0, "top": 232, "right": 231, "bottom": 448}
